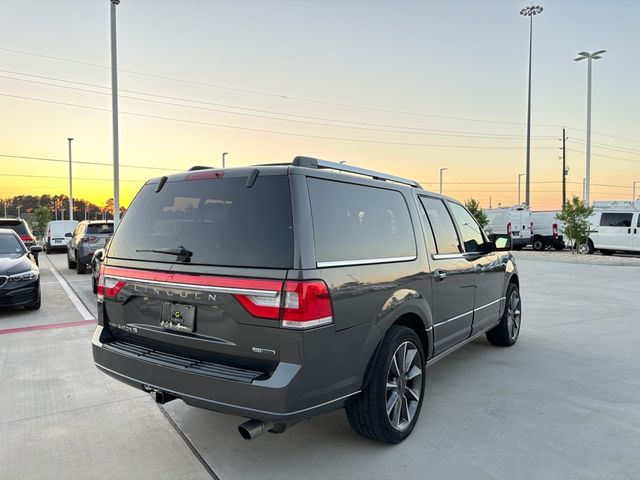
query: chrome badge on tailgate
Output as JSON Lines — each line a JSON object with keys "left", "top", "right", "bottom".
{"left": 160, "top": 302, "right": 196, "bottom": 333}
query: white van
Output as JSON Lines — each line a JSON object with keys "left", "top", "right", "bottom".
{"left": 531, "top": 211, "right": 565, "bottom": 251}
{"left": 583, "top": 201, "right": 640, "bottom": 255}
{"left": 45, "top": 220, "right": 78, "bottom": 253}
{"left": 484, "top": 206, "right": 532, "bottom": 250}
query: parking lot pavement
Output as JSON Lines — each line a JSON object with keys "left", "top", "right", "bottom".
{"left": 1, "top": 256, "right": 639, "bottom": 479}
{"left": 0, "top": 253, "right": 210, "bottom": 480}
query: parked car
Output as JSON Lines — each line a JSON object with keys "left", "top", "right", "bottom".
{"left": 44, "top": 220, "right": 78, "bottom": 253}
{"left": 484, "top": 206, "right": 532, "bottom": 250}
{"left": 91, "top": 248, "right": 105, "bottom": 294}
{"left": 531, "top": 211, "right": 565, "bottom": 251}
{"left": 581, "top": 201, "right": 640, "bottom": 254}
{"left": 0, "top": 218, "right": 36, "bottom": 249}
{"left": 67, "top": 221, "right": 114, "bottom": 274}
{"left": 92, "top": 158, "right": 521, "bottom": 444}
{"left": 0, "top": 228, "right": 42, "bottom": 310}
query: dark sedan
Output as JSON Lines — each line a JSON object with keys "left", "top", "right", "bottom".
{"left": 0, "top": 229, "right": 42, "bottom": 310}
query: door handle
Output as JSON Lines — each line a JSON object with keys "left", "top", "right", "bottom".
{"left": 628, "top": 228, "right": 631, "bottom": 234}
{"left": 434, "top": 270, "right": 447, "bottom": 281}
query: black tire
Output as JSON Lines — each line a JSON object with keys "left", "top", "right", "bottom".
{"left": 24, "top": 291, "right": 41, "bottom": 310}
{"left": 486, "top": 283, "right": 521, "bottom": 347}
{"left": 76, "top": 254, "right": 87, "bottom": 274}
{"left": 532, "top": 237, "right": 546, "bottom": 251}
{"left": 67, "top": 254, "right": 76, "bottom": 269}
{"left": 600, "top": 249, "right": 614, "bottom": 256}
{"left": 346, "top": 326, "right": 425, "bottom": 444}
{"left": 553, "top": 244, "right": 565, "bottom": 251}
{"left": 92, "top": 275, "right": 98, "bottom": 294}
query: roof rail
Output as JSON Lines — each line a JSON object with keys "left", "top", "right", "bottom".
{"left": 292, "top": 156, "right": 421, "bottom": 188}
{"left": 188, "top": 165, "right": 214, "bottom": 171}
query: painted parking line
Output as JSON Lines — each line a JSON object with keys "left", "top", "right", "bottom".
{"left": 49, "top": 267, "right": 95, "bottom": 321}
{"left": 0, "top": 319, "right": 96, "bottom": 335}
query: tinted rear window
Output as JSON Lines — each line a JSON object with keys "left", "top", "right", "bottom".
{"left": 600, "top": 212, "right": 632, "bottom": 227}
{"left": 108, "top": 176, "right": 293, "bottom": 268}
{"left": 0, "top": 220, "right": 27, "bottom": 235}
{"left": 86, "top": 223, "right": 114, "bottom": 235}
{"left": 307, "top": 178, "right": 416, "bottom": 264}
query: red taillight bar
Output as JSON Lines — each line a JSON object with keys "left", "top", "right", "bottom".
{"left": 506, "top": 222, "right": 512, "bottom": 236}
{"left": 20, "top": 235, "right": 33, "bottom": 242}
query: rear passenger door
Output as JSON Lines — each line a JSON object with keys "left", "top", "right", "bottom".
{"left": 632, "top": 213, "right": 640, "bottom": 251}
{"left": 418, "top": 196, "right": 475, "bottom": 355}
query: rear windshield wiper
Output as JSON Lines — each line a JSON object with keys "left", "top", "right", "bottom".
{"left": 136, "top": 245, "right": 193, "bottom": 262}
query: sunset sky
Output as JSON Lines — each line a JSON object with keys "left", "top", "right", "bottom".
{"left": 1, "top": 0, "right": 639, "bottom": 211}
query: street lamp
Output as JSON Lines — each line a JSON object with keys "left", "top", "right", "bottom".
{"left": 68, "top": 137, "right": 74, "bottom": 221}
{"left": 439, "top": 168, "right": 448, "bottom": 195}
{"left": 222, "top": 152, "right": 228, "bottom": 168}
{"left": 17, "top": 206, "right": 21, "bottom": 218}
{"left": 520, "top": 4, "right": 543, "bottom": 207}
{"left": 518, "top": 173, "right": 525, "bottom": 205}
{"left": 633, "top": 180, "right": 639, "bottom": 201}
{"left": 110, "top": 0, "right": 121, "bottom": 227}
{"left": 575, "top": 49, "right": 606, "bottom": 205}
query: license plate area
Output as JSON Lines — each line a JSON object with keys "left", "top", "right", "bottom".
{"left": 160, "top": 302, "right": 196, "bottom": 333}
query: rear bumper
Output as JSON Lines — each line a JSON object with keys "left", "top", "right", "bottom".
{"left": 91, "top": 325, "right": 361, "bottom": 423}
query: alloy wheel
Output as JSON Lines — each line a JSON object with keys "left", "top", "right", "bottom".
{"left": 506, "top": 290, "right": 522, "bottom": 341}
{"left": 386, "top": 341, "right": 422, "bottom": 431}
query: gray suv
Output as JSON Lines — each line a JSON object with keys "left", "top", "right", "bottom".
{"left": 92, "top": 158, "right": 521, "bottom": 444}
{"left": 67, "top": 220, "right": 114, "bottom": 274}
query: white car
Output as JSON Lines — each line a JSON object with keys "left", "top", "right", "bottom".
{"left": 583, "top": 202, "right": 640, "bottom": 255}
{"left": 484, "top": 206, "right": 532, "bottom": 250}
{"left": 44, "top": 220, "right": 78, "bottom": 253}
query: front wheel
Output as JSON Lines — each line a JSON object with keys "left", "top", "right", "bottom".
{"left": 578, "top": 239, "right": 595, "bottom": 255}
{"left": 486, "top": 283, "right": 521, "bottom": 347}
{"left": 346, "top": 326, "right": 425, "bottom": 444}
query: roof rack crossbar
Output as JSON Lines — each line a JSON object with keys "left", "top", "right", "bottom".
{"left": 292, "top": 156, "right": 421, "bottom": 188}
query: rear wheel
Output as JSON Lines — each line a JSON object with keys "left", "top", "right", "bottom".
{"left": 76, "top": 254, "right": 87, "bottom": 274}
{"left": 532, "top": 237, "right": 546, "bottom": 251}
{"left": 553, "top": 244, "right": 565, "bottom": 251}
{"left": 486, "top": 283, "right": 521, "bottom": 347}
{"left": 346, "top": 326, "right": 425, "bottom": 444}
{"left": 67, "top": 253, "right": 76, "bottom": 269}
{"left": 578, "top": 239, "right": 595, "bottom": 255}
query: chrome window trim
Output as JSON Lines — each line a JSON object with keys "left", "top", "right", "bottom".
{"left": 106, "top": 275, "right": 279, "bottom": 298}
{"left": 316, "top": 256, "right": 416, "bottom": 268}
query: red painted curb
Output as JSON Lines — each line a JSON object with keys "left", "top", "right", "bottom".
{"left": 0, "top": 319, "right": 97, "bottom": 335}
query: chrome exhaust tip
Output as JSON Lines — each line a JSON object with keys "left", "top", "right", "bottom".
{"left": 238, "top": 419, "right": 276, "bottom": 440}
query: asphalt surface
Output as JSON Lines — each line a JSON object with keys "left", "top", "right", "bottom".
{"left": 1, "top": 252, "right": 638, "bottom": 479}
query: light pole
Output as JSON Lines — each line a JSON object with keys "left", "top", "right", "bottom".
{"left": 17, "top": 206, "right": 21, "bottom": 218}
{"left": 110, "top": 0, "right": 121, "bottom": 227}
{"left": 575, "top": 50, "right": 606, "bottom": 205}
{"left": 520, "top": 4, "right": 543, "bottom": 207}
{"left": 68, "top": 137, "right": 74, "bottom": 221}
{"left": 439, "top": 168, "right": 448, "bottom": 195}
{"left": 633, "top": 180, "right": 639, "bottom": 201}
{"left": 222, "top": 152, "right": 228, "bottom": 168}
{"left": 518, "top": 173, "right": 525, "bottom": 205}
{"left": 3, "top": 200, "right": 6, "bottom": 217}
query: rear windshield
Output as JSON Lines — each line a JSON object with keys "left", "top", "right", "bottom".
{"left": 0, "top": 220, "right": 27, "bottom": 235}
{"left": 108, "top": 175, "right": 293, "bottom": 268}
{"left": 86, "top": 223, "right": 114, "bottom": 235}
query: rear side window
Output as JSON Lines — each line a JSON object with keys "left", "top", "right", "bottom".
{"left": 108, "top": 176, "right": 293, "bottom": 268}
{"left": 0, "top": 220, "right": 27, "bottom": 235}
{"left": 447, "top": 202, "right": 485, "bottom": 252}
{"left": 86, "top": 223, "right": 113, "bottom": 235}
{"left": 600, "top": 213, "right": 632, "bottom": 227}
{"left": 307, "top": 178, "right": 415, "bottom": 264}
{"left": 419, "top": 197, "right": 461, "bottom": 254}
